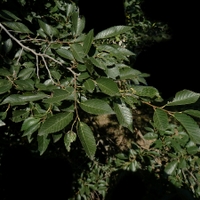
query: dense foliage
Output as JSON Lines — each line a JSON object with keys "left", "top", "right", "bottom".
{"left": 0, "top": 0, "right": 200, "bottom": 199}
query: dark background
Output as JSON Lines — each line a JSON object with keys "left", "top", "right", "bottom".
{"left": 134, "top": 0, "right": 200, "bottom": 99}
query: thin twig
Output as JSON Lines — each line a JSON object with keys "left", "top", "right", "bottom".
{"left": 0, "top": 22, "right": 63, "bottom": 82}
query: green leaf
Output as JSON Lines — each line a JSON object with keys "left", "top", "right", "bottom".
{"left": 21, "top": 117, "right": 40, "bottom": 131}
{"left": 18, "top": 68, "right": 35, "bottom": 80}
{"left": 107, "top": 66, "right": 120, "bottom": 79}
{"left": 80, "top": 99, "right": 114, "bottom": 115}
{"left": 83, "top": 79, "right": 95, "bottom": 93}
{"left": 0, "top": 120, "right": 6, "bottom": 127}
{"left": 89, "top": 57, "right": 106, "bottom": 70}
{"left": 38, "top": 19, "right": 58, "bottom": 37}
{"left": 38, "top": 112, "right": 73, "bottom": 136}
{"left": 3, "top": 22, "right": 33, "bottom": 34}
{"left": 70, "top": 43, "right": 85, "bottom": 63}
{"left": 4, "top": 38, "right": 13, "bottom": 54}
{"left": 97, "top": 45, "right": 125, "bottom": 60}
{"left": 143, "top": 132, "right": 158, "bottom": 140}
{"left": 56, "top": 48, "right": 74, "bottom": 61}
{"left": 164, "top": 160, "right": 178, "bottom": 175}
{"left": 71, "top": 10, "right": 85, "bottom": 36}
{"left": 64, "top": 130, "right": 77, "bottom": 152}
{"left": 50, "top": 70, "right": 61, "bottom": 81}
{"left": 96, "top": 77, "right": 120, "bottom": 96}
{"left": 114, "top": 103, "right": 133, "bottom": 132}
{"left": 119, "top": 67, "right": 142, "bottom": 80}
{"left": 178, "top": 158, "right": 187, "bottom": 169}
{"left": 77, "top": 121, "right": 96, "bottom": 159}
{"left": 183, "top": 109, "right": 200, "bottom": 119}
{"left": 20, "top": 93, "right": 48, "bottom": 102}
{"left": 0, "top": 94, "right": 26, "bottom": 105}
{"left": 37, "top": 135, "right": 50, "bottom": 155}
{"left": 22, "top": 122, "right": 40, "bottom": 138}
{"left": 133, "top": 86, "right": 160, "bottom": 98}
{"left": 174, "top": 113, "right": 200, "bottom": 144}
{"left": 77, "top": 72, "right": 90, "bottom": 81}
{"left": 74, "top": 16, "right": 85, "bottom": 36}
{"left": 0, "top": 10, "right": 21, "bottom": 21}
{"left": 153, "top": 108, "right": 169, "bottom": 131}
{"left": 0, "top": 79, "right": 12, "bottom": 94}
{"left": 1, "top": 92, "right": 48, "bottom": 105}
{"left": 15, "top": 79, "right": 35, "bottom": 91}
{"left": 166, "top": 90, "right": 200, "bottom": 106}
{"left": 66, "top": 3, "right": 74, "bottom": 17}
{"left": 52, "top": 133, "right": 63, "bottom": 143}
{"left": 12, "top": 110, "right": 29, "bottom": 122}
{"left": 43, "top": 89, "right": 71, "bottom": 104}
{"left": 116, "top": 47, "right": 135, "bottom": 57}
{"left": 83, "top": 30, "right": 94, "bottom": 54}
{"left": 0, "top": 68, "right": 11, "bottom": 76}
{"left": 94, "top": 26, "right": 132, "bottom": 40}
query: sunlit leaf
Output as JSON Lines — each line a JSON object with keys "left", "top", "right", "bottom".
{"left": 0, "top": 120, "right": 6, "bottom": 127}
{"left": 164, "top": 160, "right": 178, "bottom": 175}
{"left": 22, "top": 123, "right": 40, "bottom": 138}
{"left": 21, "top": 117, "right": 40, "bottom": 131}
{"left": 3, "top": 22, "right": 33, "bottom": 34}
{"left": 166, "top": 90, "right": 200, "bottom": 106}
{"left": 64, "top": 130, "right": 77, "bottom": 152}
{"left": 94, "top": 26, "right": 131, "bottom": 40}
{"left": 1, "top": 92, "right": 48, "bottom": 105}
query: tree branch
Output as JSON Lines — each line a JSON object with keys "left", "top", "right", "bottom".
{"left": 0, "top": 22, "right": 63, "bottom": 82}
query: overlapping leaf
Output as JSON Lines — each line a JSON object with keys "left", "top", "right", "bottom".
{"left": 38, "top": 19, "right": 58, "bottom": 37}
{"left": 38, "top": 112, "right": 73, "bottom": 136}
{"left": 43, "top": 89, "right": 71, "bottom": 104}
{"left": 96, "top": 77, "right": 120, "bottom": 96}
{"left": 174, "top": 113, "right": 200, "bottom": 144}
{"left": 80, "top": 99, "right": 114, "bottom": 115}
